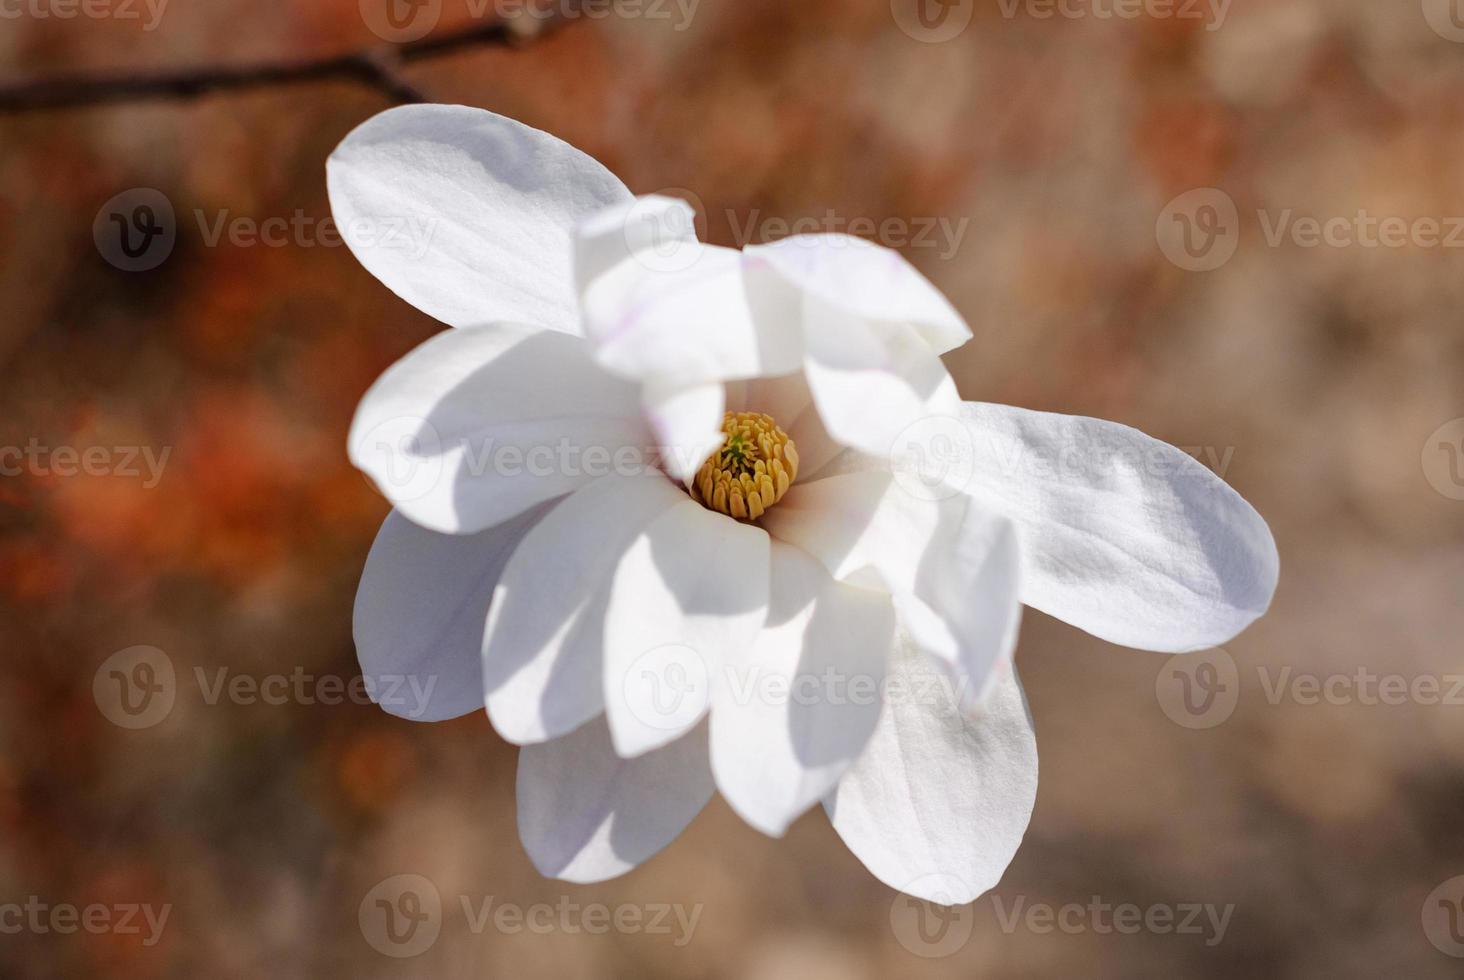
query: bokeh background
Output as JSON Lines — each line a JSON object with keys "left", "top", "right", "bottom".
{"left": 3, "top": 0, "right": 1464, "bottom": 976}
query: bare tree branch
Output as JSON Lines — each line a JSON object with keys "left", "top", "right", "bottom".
{"left": 0, "top": 14, "right": 571, "bottom": 114}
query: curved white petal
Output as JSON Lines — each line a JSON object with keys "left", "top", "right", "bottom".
{"left": 327, "top": 104, "right": 630, "bottom": 334}
{"left": 348, "top": 323, "right": 648, "bottom": 534}
{"left": 353, "top": 505, "right": 550, "bottom": 722}
{"left": 711, "top": 542, "right": 894, "bottom": 837}
{"left": 959, "top": 403, "right": 1280, "bottom": 652}
{"left": 601, "top": 501, "right": 770, "bottom": 758}
{"left": 482, "top": 474, "right": 687, "bottom": 744}
{"left": 642, "top": 379, "right": 725, "bottom": 482}
{"left": 580, "top": 241, "right": 802, "bottom": 385}
{"left": 745, "top": 234, "right": 972, "bottom": 355}
{"left": 517, "top": 717, "right": 713, "bottom": 883}
{"left": 743, "top": 235, "right": 967, "bottom": 458}
{"left": 825, "top": 644, "right": 1038, "bottom": 906}
{"left": 762, "top": 470, "right": 1022, "bottom": 711}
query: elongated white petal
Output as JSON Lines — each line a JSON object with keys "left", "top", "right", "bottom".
{"left": 959, "top": 403, "right": 1280, "bottom": 652}
{"left": 482, "top": 474, "right": 687, "bottom": 744}
{"left": 601, "top": 501, "right": 770, "bottom": 758}
{"left": 517, "top": 717, "right": 713, "bottom": 883}
{"left": 763, "top": 470, "right": 1022, "bottom": 711}
{"left": 744, "top": 237, "right": 964, "bottom": 457}
{"left": 641, "top": 379, "right": 726, "bottom": 481}
{"left": 580, "top": 241, "right": 802, "bottom": 385}
{"left": 711, "top": 541, "right": 894, "bottom": 837}
{"left": 348, "top": 324, "right": 648, "bottom": 534}
{"left": 825, "top": 644, "right": 1038, "bottom": 906}
{"left": 353, "top": 505, "right": 550, "bottom": 722}
{"left": 327, "top": 104, "right": 630, "bottom": 334}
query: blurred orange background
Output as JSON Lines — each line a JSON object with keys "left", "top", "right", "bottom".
{"left": 2, "top": 0, "right": 1463, "bottom": 976}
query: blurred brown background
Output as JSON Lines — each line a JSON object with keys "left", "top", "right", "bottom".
{"left": 3, "top": 0, "right": 1463, "bottom": 976}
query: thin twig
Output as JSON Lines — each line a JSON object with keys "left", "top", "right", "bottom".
{"left": 0, "top": 14, "right": 570, "bottom": 114}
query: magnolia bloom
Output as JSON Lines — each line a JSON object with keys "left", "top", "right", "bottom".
{"left": 331, "top": 104, "right": 1279, "bottom": 904}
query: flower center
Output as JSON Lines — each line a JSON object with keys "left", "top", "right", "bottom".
{"left": 690, "top": 411, "right": 799, "bottom": 521}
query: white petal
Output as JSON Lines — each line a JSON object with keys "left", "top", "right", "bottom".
{"left": 763, "top": 470, "right": 1023, "bottom": 711}
{"left": 825, "top": 644, "right": 1038, "bottom": 906}
{"left": 580, "top": 241, "right": 802, "bottom": 385}
{"left": 641, "top": 379, "right": 726, "bottom": 481}
{"left": 744, "top": 237, "right": 964, "bottom": 457}
{"left": 517, "top": 717, "right": 713, "bottom": 883}
{"left": 353, "top": 505, "right": 549, "bottom": 722}
{"left": 327, "top": 104, "right": 629, "bottom": 335}
{"left": 711, "top": 541, "right": 894, "bottom": 837}
{"left": 348, "top": 324, "right": 648, "bottom": 534}
{"left": 959, "top": 402, "right": 1280, "bottom": 652}
{"left": 601, "top": 502, "right": 770, "bottom": 757}
{"left": 745, "top": 234, "right": 972, "bottom": 355}
{"left": 482, "top": 474, "right": 687, "bottom": 744}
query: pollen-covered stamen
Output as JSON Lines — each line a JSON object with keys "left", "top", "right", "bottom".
{"left": 690, "top": 411, "right": 799, "bottom": 521}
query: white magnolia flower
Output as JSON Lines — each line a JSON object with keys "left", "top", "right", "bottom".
{"left": 330, "top": 104, "right": 1279, "bottom": 904}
